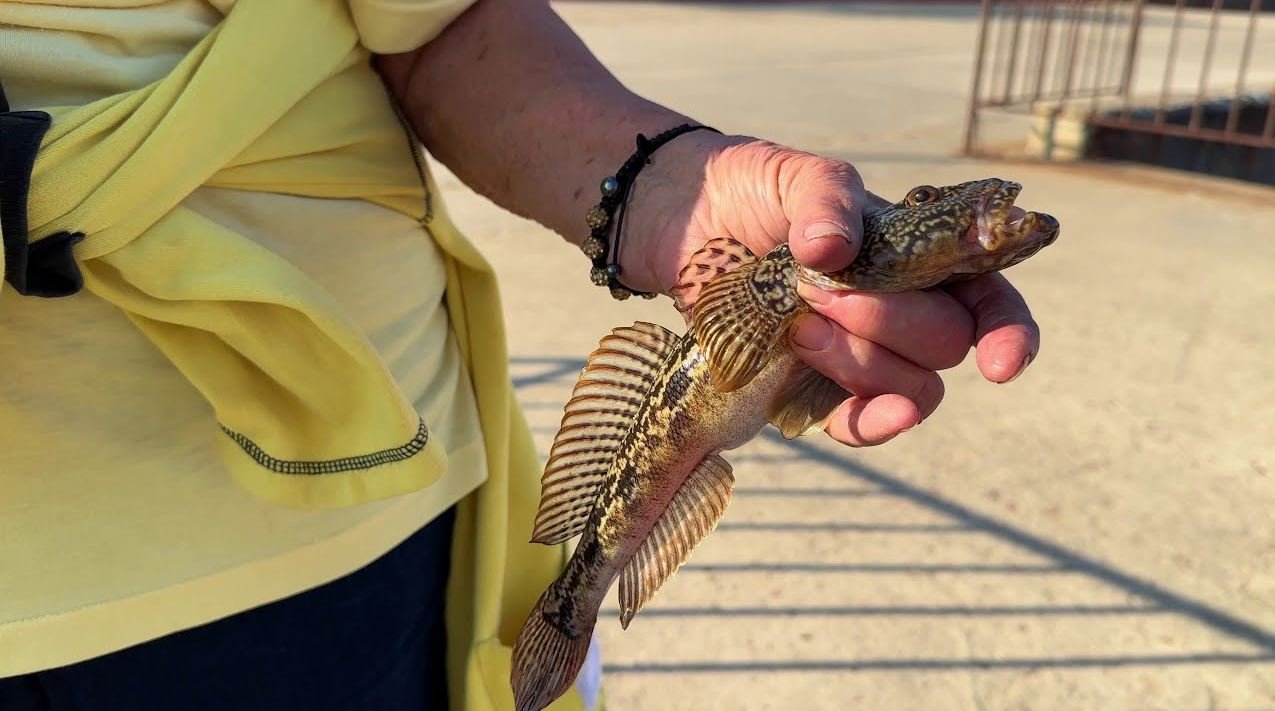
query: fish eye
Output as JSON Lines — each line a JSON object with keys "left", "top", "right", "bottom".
{"left": 906, "top": 186, "right": 939, "bottom": 206}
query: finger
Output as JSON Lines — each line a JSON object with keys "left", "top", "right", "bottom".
{"left": 864, "top": 190, "right": 892, "bottom": 211}
{"left": 797, "top": 281, "right": 974, "bottom": 371}
{"left": 944, "top": 273, "right": 1039, "bottom": 383}
{"left": 789, "top": 313, "right": 946, "bottom": 418}
{"left": 823, "top": 394, "right": 919, "bottom": 447}
{"left": 783, "top": 158, "right": 867, "bottom": 272}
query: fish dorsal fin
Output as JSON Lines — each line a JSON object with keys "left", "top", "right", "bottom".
{"left": 691, "top": 245, "right": 805, "bottom": 392}
{"left": 530, "top": 321, "right": 681, "bottom": 545}
{"left": 670, "top": 238, "right": 757, "bottom": 323}
{"left": 767, "top": 364, "right": 850, "bottom": 440}
{"left": 617, "top": 454, "right": 734, "bottom": 628}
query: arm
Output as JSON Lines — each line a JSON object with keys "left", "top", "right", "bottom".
{"left": 376, "top": 0, "right": 861, "bottom": 292}
{"left": 375, "top": 0, "right": 690, "bottom": 252}
{"left": 375, "top": 0, "right": 1040, "bottom": 445}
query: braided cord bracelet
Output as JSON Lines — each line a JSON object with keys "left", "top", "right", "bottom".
{"left": 582, "top": 123, "right": 722, "bottom": 300}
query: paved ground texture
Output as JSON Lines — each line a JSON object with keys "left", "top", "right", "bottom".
{"left": 434, "top": 3, "right": 1275, "bottom": 709}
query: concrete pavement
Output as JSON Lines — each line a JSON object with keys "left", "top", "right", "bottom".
{"left": 435, "top": 3, "right": 1275, "bottom": 709}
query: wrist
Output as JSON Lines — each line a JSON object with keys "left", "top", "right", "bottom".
{"left": 617, "top": 131, "right": 749, "bottom": 294}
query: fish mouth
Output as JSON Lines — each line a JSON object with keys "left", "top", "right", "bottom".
{"left": 970, "top": 180, "right": 1060, "bottom": 255}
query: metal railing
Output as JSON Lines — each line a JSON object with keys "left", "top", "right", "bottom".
{"left": 963, "top": 0, "right": 1274, "bottom": 158}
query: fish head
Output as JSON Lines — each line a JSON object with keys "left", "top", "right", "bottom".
{"left": 798, "top": 178, "right": 1060, "bottom": 293}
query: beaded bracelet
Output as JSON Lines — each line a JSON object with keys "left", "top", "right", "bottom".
{"left": 582, "top": 123, "right": 722, "bottom": 300}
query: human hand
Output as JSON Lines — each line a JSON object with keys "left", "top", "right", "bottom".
{"left": 620, "top": 134, "right": 1040, "bottom": 447}
{"left": 375, "top": 0, "right": 1038, "bottom": 449}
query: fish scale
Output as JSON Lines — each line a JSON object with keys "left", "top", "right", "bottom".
{"left": 511, "top": 178, "right": 1061, "bottom": 711}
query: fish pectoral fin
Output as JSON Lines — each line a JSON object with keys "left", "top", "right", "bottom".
{"left": 691, "top": 246, "right": 803, "bottom": 393}
{"left": 531, "top": 322, "right": 681, "bottom": 545}
{"left": 618, "top": 454, "right": 735, "bottom": 629}
{"left": 767, "top": 364, "right": 851, "bottom": 440}
{"left": 670, "top": 238, "right": 758, "bottom": 323}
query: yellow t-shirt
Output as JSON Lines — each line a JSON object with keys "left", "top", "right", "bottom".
{"left": 0, "top": 0, "right": 506, "bottom": 680}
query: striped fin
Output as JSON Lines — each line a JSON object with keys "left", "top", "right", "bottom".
{"left": 530, "top": 321, "right": 681, "bottom": 545}
{"left": 767, "top": 364, "right": 850, "bottom": 439}
{"left": 691, "top": 245, "right": 805, "bottom": 392}
{"left": 617, "top": 454, "right": 734, "bottom": 628}
{"left": 670, "top": 238, "right": 757, "bottom": 322}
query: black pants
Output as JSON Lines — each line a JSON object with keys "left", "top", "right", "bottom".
{"left": 0, "top": 508, "right": 456, "bottom": 711}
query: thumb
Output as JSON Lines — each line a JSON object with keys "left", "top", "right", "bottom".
{"left": 783, "top": 157, "right": 867, "bottom": 273}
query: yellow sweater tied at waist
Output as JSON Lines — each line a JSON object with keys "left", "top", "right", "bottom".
{"left": 1, "top": 0, "right": 583, "bottom": 708}
{"left": 18, "top": 0, "right": 460, "bottom": 507}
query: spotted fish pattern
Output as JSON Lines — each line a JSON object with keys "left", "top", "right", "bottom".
{"left": 511, "top": 178, "right": 1060, "bottom": 711}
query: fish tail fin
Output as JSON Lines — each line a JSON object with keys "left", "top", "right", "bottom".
{"left": 511, "top": 583, "right": 597, "bottom": 711}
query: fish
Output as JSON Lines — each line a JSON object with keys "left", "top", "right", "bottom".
{"left": 510, "top": 178, "right": 1060, "bottom": 711}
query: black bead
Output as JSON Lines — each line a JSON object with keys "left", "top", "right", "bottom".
{"left": 606, "top": 264, "right": 621, "bottom": 277}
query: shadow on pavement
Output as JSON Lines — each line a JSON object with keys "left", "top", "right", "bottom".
{"left": 767, "top": 429, "right": 1275, "bottom": 654}
{"left": 599, "top": 653, "right": 1275, "bottom": 673}
{"left": 510, "top": 355, "right": 1275, "bottom": 674}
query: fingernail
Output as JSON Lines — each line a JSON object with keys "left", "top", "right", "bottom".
{"left": 790, "top": 314, "right": 833, "bottom": 351}
{"left": 803, "top": 221, "right": 850, "bottom": 245}
{"left": 1001, "top": 352, "right": 1034, "bottom": 383}
{"left": 796, "top": 280, "right": 831, "bottom": 305}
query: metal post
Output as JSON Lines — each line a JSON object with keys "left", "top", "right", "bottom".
{"left": 1224, "top": 0, "right": 1261, "bottom": 136}
{"left": 1154, "top": 0, "right": 1187, "bottom": 126}
{"left": 963, "top": 0, "right": 997, "bottom": 155}
{"left": 1057, "top": 1, "right": 1086, "bottom": 102}
{"left": 1089, "top": 0, "right": 1116, "bottom": 107}
{"left": 1119, "top": 0, "right": 1146, "bottom": 118}
{"left": 1187, "top": 0, "right": 1225, "bottom": 131}
{"left": 1002, "top": 1, "right": 1027, "bottom": 104}
{"left": 1031, "top": 0, "right": 1056, "bottom": 102}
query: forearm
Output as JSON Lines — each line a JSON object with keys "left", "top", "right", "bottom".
{"left": 375, "top": 0, "right": 1046, "bottom": 450}
{"left": 375, "top": 0, "right": 700, "bottom": 247}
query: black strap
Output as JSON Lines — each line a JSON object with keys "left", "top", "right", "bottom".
{"left": 585, "top": 123, "right": 721, "bottom": 300}
{"left": 0, "top": 78, "right": 85, "bottom": 299}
